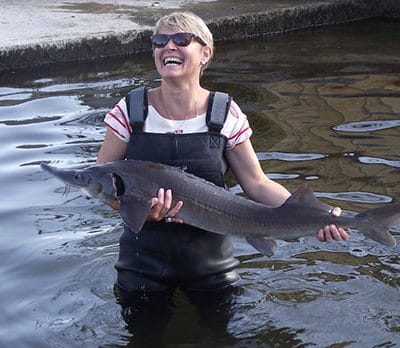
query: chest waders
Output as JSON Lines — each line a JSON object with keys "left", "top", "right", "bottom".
{"left": 115, "top": 86, "right": 240, "bottom": 292}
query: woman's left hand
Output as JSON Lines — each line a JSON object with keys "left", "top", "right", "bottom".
{"left": 317, "top": 207, "right": 349, "bottom": 242}
{"left": 148, "top": 188, "right": 184, "bottom": 223}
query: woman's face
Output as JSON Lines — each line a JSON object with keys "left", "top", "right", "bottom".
{"left": 153, "top": 26, "right": 212, "bottom": 81}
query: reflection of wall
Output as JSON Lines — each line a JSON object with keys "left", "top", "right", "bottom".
{"left": 257, "top": 74, "right": 400, "bottom": 200}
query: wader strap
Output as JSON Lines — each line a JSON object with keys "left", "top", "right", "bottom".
{"left": 126, "top": 86, "right": 148, "bottom": 132}
{"left": 126, "top": 87, "right": 231, "bottom": 133}
{"left": 206, "top": 92, "right": 231, "bottom": 133}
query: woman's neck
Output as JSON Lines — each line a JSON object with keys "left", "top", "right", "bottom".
{"left": 157, "top": 81, "right": 206, "bottom": 120}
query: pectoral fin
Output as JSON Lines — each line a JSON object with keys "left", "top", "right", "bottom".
{"left": 246, "top": 237, "right": 277, "bottom": 257}
{"left": 119, "top": 194, "right": 152, "bottom": 233}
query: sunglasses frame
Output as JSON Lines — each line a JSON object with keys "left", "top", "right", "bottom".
{"left": 151, "top": 32, "right": 207, "bottom": 48}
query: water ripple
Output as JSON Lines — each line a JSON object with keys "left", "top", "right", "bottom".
{"left": 39, "top": 78, "right": 141, "bottom": 93}
{"left": 258, "top": 151, "right": 327, "bottom": 162}
{"left": 0, "top": 95, "right": 88, "bottom": 123}
{"left": 359, "top": 156, "right": 400, "bottom": 168}
{"left": 334, "top": 119, "right": 400, "bottom": 132}
{"left": 317, "top": 191, "right": 393, "bottom": 204}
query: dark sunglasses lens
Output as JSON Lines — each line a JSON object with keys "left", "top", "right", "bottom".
{"left": 172, "top": 33, "right": 192, "bottom": 46}
{"left": 151, "top": 34, "right": 168, "bottom": 47}
{"left": 151, "top": 33, "right": 193, "bottom": 47}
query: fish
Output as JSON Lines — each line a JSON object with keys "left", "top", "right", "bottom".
{"left": 40, "top": 160, "right": 398, "bottom": 256}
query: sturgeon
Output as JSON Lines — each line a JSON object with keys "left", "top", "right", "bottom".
{"left": 40, "top": 160, "right": 398, "bottom": 256}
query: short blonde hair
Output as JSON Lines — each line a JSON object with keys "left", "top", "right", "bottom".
{"left": 154, "top": 12, "right": 214, "bottom": 71}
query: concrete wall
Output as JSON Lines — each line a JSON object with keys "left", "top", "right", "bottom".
{"left": 0, "top": 0, "right": 399, "bottom": 72}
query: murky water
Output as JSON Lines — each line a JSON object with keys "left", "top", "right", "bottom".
{"left": 0, "top": 19, "right": 399, "bottom": 347}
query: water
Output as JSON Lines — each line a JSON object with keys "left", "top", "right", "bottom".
{"left": 0, "top": 19, "right": 399, "bottom": 347}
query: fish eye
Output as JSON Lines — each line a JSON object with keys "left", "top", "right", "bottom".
{"left": 74, "top": 173, "right": 86, "bottom": 184}
{"left": 74, "top": 172, "right": 90, "bottom": 186}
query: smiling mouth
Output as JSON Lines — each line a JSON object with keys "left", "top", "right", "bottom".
{"left": 163, "top": 57, "right": 183, "bottom": 66}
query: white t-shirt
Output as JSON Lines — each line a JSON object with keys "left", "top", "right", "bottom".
{"left": 104, "top": 96, "right": 252, "bottom": 149}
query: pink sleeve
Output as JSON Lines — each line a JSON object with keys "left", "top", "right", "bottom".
{"left": 222, "top": 100, "right": 253, "bottom": 149}
{"left": 104, "top": 97, "right": 132, "bottom": 142}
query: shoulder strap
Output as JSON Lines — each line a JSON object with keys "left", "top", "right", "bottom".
{"left": 126, "top": 86, "right": 148, "bottom": 132}
{"left": 206, "top": 91, "right": 232, "bottom": 133}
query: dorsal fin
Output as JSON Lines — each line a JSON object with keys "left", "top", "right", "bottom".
{"left": 284, "top": 184, "right": 333, "bottom": 212}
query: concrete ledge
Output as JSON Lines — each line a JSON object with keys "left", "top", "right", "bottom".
{"left": 0, "top": 30, "right": 153, "bottom": 73}
{"left": 208, "top": 0, "right": 380, "bottom": 41}
{"left": 0, "top": 0, "right": 398, "bottom": 72}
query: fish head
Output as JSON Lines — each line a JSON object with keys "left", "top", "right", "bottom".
{"left": 40, "top": 162, "right": 124, "bottom": 205}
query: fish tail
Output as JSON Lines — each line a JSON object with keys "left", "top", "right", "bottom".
{"left": 355, "top": 204, "right": 399, "bottom": 247}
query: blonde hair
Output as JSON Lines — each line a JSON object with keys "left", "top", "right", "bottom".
{"left": 154, "top": 11, "right": 214, "bottom": 72}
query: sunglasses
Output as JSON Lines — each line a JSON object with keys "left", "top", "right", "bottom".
{"left": 151, "top": 32, "right": 207, "bottom": 48}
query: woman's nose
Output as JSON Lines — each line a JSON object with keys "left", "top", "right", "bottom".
{"left": 164, "top": 38, "right": 177, "bottom": 49}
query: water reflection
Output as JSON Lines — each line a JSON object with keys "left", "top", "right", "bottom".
{"left": 0, "top": 19, "right": 399, "bottom": 347}
{"left": 334, "top": 119, "right": 400, "bottom": 132}
{"left": 318, "top": 190, "right": 393, "bottom": 204}
{"left": 359, "top": 155, "right": 400, "bottom": 168}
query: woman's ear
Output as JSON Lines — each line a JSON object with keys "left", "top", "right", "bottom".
{"left": 202, "top": 45, "right": 213, "bottom": 63}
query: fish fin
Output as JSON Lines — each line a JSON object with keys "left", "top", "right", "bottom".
{"left": 119, "top": 195, "right": 152, "bottom": 233}
{"left": 285, "top": 184, "right": 332, "bottom": 212}
{"left": 356, "top": 204, "right": 399, "bottom": 247}
{"left": 246, "top": 237, "right": 277, "bottom": 257}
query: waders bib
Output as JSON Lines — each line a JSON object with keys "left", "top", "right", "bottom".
{"left": 115, "top": 87, "right": 240, "bottom": 292}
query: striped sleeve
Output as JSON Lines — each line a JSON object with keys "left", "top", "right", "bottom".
{"left": 222, "top": 100, "right": 253, "bottom": 149}
{"left": 104, "top": 97, "right": 132, "bottom": 142}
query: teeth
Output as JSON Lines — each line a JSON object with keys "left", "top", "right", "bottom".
{"left": 163, "top": 57, "right": 183, "bottom": 66}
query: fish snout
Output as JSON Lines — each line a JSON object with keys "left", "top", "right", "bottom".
{"left": 41, "top": 162, "right": 89, "bottom": 187}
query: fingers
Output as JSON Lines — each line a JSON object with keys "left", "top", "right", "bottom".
{"left": 317, "top": 225, "right": 348, "bottom": 242}
{"left": 148, "top": 188, "right": 184, "bottom": 223}
{"left": 166, "top": 200, "right": 184, "bottom": 223}
{"left": 148, "top": 188, "right": 170, "bottom": 220}
{"left": 316, "top": 206, "right": 349, "bottom": 242}
{"left": 320, "top": 226, "right": 348, "bottom": 242}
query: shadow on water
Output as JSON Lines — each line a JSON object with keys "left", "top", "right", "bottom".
{"left": 0, "top": 19, "right": 399, "bottom": 347}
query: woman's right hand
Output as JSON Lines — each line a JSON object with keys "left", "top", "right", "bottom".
{"left": 148, "top": 188, "right": 184, "bottom": 223}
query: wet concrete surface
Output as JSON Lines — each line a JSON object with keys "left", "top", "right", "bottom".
{"left": 0, "top": 0, "right": 399, "bottom": 71}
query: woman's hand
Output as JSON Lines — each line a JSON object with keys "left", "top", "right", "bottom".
{"left": 148, "top": 188, "right": 184, "bottom": 223}
{"left": 317, "top": 207, "right": 349, "bottom": 242}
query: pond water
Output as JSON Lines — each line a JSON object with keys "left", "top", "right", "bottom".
{"left": 0, "top": 19, "right": 399, "bottom": 348}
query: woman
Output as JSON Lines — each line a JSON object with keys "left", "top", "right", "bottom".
{"left": 97, "top": 11, "right": 348, "bottom": 297}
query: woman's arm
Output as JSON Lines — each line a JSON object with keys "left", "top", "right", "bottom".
{"left": 226, "top": 140, "right": 348, "bottom": 242}
{"left": 225, "top": 139, "right": 290, "bottom": 206}
{"left": 97, "top": 127, "right": 128, "bottom": 164}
